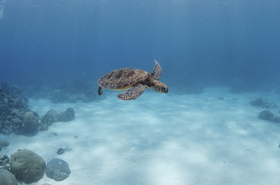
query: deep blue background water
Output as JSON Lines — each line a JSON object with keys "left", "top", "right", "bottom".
{"left": 0, "top": 0, "right": 280, "bottom": 92}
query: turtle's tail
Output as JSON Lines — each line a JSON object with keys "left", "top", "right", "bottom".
{"left": 98, "top": 86, "right": 103, "bottom": 95}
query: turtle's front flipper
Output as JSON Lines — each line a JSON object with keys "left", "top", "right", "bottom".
{"left": 117, "top": 84, "right": 147, "bottom": 100}
{"left": 98, "top": 86, "right": 103, "bottom": 95}
{"left": 151, "top": 59, "right": 162, "bottom": 80}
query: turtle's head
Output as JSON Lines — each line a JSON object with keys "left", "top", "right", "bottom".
{"left": 152, "top": 81, "right": 169, "bottom": 93}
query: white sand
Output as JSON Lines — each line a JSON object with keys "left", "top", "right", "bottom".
{"left": 2, "top": 87, "right": 280, "bottom": 185}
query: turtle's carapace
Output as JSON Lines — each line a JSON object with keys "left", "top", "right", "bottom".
{"left": 97, "top": 60, "right": 168, "bottom": 100}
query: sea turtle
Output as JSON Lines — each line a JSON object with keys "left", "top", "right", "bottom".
{"left": 97, "top": 59, "right": 168, "bottom": 100}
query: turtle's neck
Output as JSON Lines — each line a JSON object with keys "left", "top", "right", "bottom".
{"left": 142, "top": 77, "right": 157, "bottom": 88}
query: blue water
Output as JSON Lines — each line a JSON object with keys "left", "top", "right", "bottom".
{"left": 0, "top": 0, "right": 280, "bottom": 91}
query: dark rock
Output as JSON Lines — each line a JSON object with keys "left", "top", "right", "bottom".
{"left": 274, "top": 117, "right": 280, "bottom": 123}
{"left": 58, "top": 108, "right": 75, "bottom": 122}
{"left": 0, "top": 140, "right": 10, "bottom": 147}
{"left": 45, "top": 158, "right": 71, "bottom": 181}
{"left": 39, "top": 109, "right": 60, "bottom": 131}
{"left": 0, "top": 140, "right": 10, "bottom": 151}
{"left": 0, "top": 154, "right": 10, "bottom": 170}
{"left": 57, "top": 148, "right": 66, "bottom": 155}
{"left": 22, "top": 112, "right": 39, "bottom": 136}
{"left": 0, "top": 104, "right": 10, "bottom": 118}
{"left": 0, "top": 82, "right": 33, "bottom": 136}
{"left": 58, "top": 112, "right": 68, "bottom": 122}
{"left": 41, "top": 108, "right": 75, "bottom": 130}
{"left": 250, "top": 98, "right": 278, "bottom": 109}
{"left": 0, "top": 169, "right": 19, "bottom": 185}
{"left": 250, "top": 98, "right": 264, "bottom": 107}
{"left": 12, "top": 98, "right": 26, "bottom": 109}
{"left": 258, "top": 110, "right": 275, "bottom": 122}
{"left": 65, "top": 108, "right": 75, "bottom": 120}
{"left": 11, "top": 118, "right": 22, "bottom": 125}
{"left": 41, "top": 109, "right": 59, "bottom": 126}
{"left": 10, "top": 149, "right": 46, "bottom": 184}
{"left": 0, "top": 120, "right": 14, "bottom": 135}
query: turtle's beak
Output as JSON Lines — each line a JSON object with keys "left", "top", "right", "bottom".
{"left": 160, "top": 85, "right": 169, "bottom": 93}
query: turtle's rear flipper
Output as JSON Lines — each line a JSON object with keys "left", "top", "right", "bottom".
{"left": 151, "top": 59, "right": 162, "bottom": 80}
{"left": 117, "top": 84, "right": 146, "bottom": 100}
{"left": 98, "top": 86, "right": 103, "bottom": 95}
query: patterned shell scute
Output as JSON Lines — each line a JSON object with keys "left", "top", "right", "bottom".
{"left": 98, "top": 68, "right": 149, "bottom": 89}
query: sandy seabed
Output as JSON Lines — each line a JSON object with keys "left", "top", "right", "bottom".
{"left": 1, "top": 87, "right": 280, "bottom": 185}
